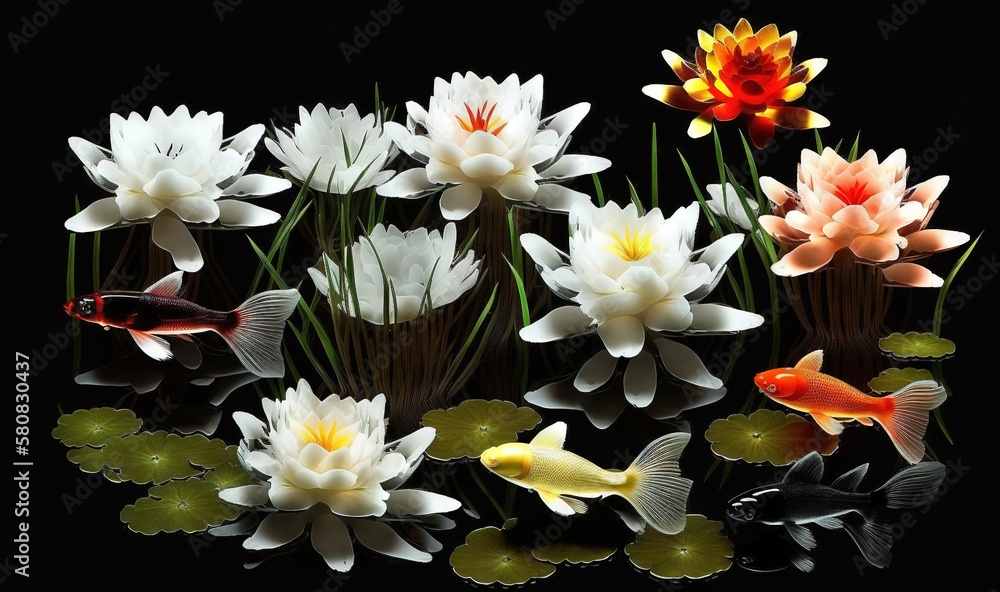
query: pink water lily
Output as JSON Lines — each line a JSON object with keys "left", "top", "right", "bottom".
{"left": 758, "top": 147, "right": 969, "bottom": 286}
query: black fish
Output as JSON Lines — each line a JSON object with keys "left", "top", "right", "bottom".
{"left": 726, "top": 451, "right": 945, "bottom": 568}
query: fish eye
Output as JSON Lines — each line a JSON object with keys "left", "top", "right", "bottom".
{"left": 76, "top": 297, "right": 96, "bottom": 317}
{"left": 481, "top": 452, "right": 499, "bottom": 468}
{"left": 766, "top": 384, "right": 777, "bottom": 394}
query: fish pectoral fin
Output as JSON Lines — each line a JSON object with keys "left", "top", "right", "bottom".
{"left": 856, "top": 417, "right": 874, "bottom": 426}
{"left": 175, "top": 334, "right": 194, "bottom": 342}
{"left": 128, "top": 330, "right": 173, "bottom": 361}
{"left": 536, "top": 490, "right": 586, "bottom": 516}
{"left": 813, "top": 516, "right": 844, "bottom": 530}
{"left": 810, "top": 412, "right": 846, "bottom": 435}
{"left": 784, "top": 523, "right": 817, "bottom": 550}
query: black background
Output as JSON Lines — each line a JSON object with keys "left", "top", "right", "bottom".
{"left": 5, "top": 1, "right": 999, "bottom": 591}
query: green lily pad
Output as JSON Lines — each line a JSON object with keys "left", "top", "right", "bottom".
{"left": 625, "top": 515, "right": 733, "bottom": 580}
{"left": 705, "top": 409, "right": 839, "bottom": 466}
{"left": 203, "top": 446, "right": 255, "bottom": 490}
{"left": 532, "top": 541, "right": 616, "bottom": 565}
{"left": 450, "top": 526, "right": 556, "bottom": 586}
{"left": 66, "top": 445, "right": 108, "bottom": 474}
{"left": 120, "top": 479, "right": 243, "bottom": 535}
{"left": 103, "top": 432, "right": 231, "bottom": 484}
{"left": 421, "top": 400, "right": 542, "bottom": 461}
{"left": 879, "top": 331, "right": 956, "bottom": 359}
{"left": 52, "top": 407, "right": 141, "bottom": 447}
{"left": 868, "top": 367, "right": 935, "bottom": 393}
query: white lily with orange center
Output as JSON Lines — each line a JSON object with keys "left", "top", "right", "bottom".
{"left": 65, "top": 105, "right": 291, "bottom": 272}
{"left": 758, "top": 147, "right": 970, "bottom": 286}
{"left": 376, "top": 71, "right": 611, "bottom": 219}
{"left": 219, "top": 379, "right": 460, "bottom": 571}
{"left": 519, "top": 200, "right": 764, "bottom": 407}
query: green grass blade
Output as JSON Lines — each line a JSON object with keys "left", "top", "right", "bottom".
{"left": 592, "top": 173, "right": 606, "bottom": 207}
{"left": 847, "top": 132, "right": 861, "bottom": 162}
{"left": 626, "top": 177, "right": 644, "bottom": 215}
{"left": 503, "top": 255, "right": 531, "bottom": 327}
{"left": 678, "top": 150, "right": 724, "bottom": 238}
{"left": 650, "top": 123, "right": 659, "bottom": 209}
{"left": 737, "top": 131, "right": 765, "bottom": 209}
{"left": 92, "top": 231, "right": 101, "bottom": 290}
{"left": 933, "top": 232, "right": 981, "bottom": 336}
{"left": 814, "top": 129, "right": 824, "bottom": 153}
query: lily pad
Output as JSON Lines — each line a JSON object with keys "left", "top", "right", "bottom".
{"left": 625, "top": 514, "right": 733, "bottom": 580}
{"left": 879, "top": 332, "right": 956, "bottom": 359}
{"left": 705, "top": 409, "right": 839, "bottom": 466}
{"left": 868, "top": 367, "right": 935, "bottom": 393}
{"left": 532, "top": 541, "right": 616, "bottom": 565}
{"left": 103, "top": 432, "right": 231, "bottom": 484}
{"left": 66, "top": 445, "right": 109, "bottom": 474}
{"left": 52, "top": 407, "right": 141, "bottom": 447}
{"left": 203, "top": 446, "right": 255, "bottom": 490}
{"left": 450, "top": 526, "right": 556, "bottom": 586}
{"left": 120, "top": 479, "right": 243, "bottom": 535}
{"left": 421, "top": 400, "right": 542, "bottom": 461}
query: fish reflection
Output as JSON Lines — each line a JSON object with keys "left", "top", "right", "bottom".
{"left": 726, "top": 451, "right": 945, "bottom": 568}
{"left": 732, "top": 527, "right": 814, "bottom": 573}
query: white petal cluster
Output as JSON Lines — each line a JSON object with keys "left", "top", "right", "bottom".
{"left": 309, "top": 223, "right": 480, "bottom": 325}
{"left": 265, "top": 103, "right": 397, "bottom": 194}
{"left": 520, "top": 200, "right": 763, "bottom": 406}
{"left": 376, "top": 72, "right": 611, "bottom": 220}
{"left": 219, "top": 379, "right": 459, "bottom": 571}
{"left": 65, "top": 105, "right": 290, "bottom": 271}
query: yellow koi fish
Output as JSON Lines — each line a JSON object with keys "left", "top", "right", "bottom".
{"left": 479, "top": 421, "right": 692, "bottom": 534}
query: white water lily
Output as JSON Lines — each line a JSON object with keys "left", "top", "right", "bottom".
{"left": 376, "top": 71, "right": 611, "bottom": 220}
{"left": 309, "top": 222, "right": 480, "bottom": 325}
{"left": 65, "top": 105, "right": 290, "bottom": 272}
{"left": 519, "top": 200, "right": 763, "bottom": 406}
{"left": 705, "top": 183, "right": 760, "bottom": 231}
{"left": 219, "top": 379, "right": 460, "bottom": 571}
{"left": 264, "top": 103, "right": 397, "bottom": 194}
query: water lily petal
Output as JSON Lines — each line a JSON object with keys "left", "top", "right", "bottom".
{"left": 654, "top": 338, "right": 723, "bottom": 389}
{"left": 243, "top": 510, "right": 308, "bottom": 551}
{"left": 440, "top": 183, "right": 483, "bottom": 220}
{"left": 539, "top": 154, "right": 611, "bottom": 179}
{"left": 907, "top": 175, "right": 949, "bottom": 208}
{"left": 771, "top": 237, "right": 839, "bottom": 276}
{"left": 760, "top": 177, "right": 795, "bottom": 206}
{"left": 597, "top": 315, "right": 646, "bottom": 358}
{"left": 530, "top": 184, "right": 592, "bottom": 213}
{"left": 311, "top": 513, "right": 354, "bottom": 572}
{"left": 217, "top": 200, "right": 281, "bottom": 227}
{"left": 520, "top": 306, "right": 594, "bottom": 343}
{"left": 118, "top": 194, "right": 164, "bottom": 220}
{"left": 645, "top": 298, "right": 693, "bottom": 332}
{"left": 323, "top": 489, "right": 386, "bottom": 518}
{"left": 376, "top": 168, "right": 439, "bottom": 199}
{"left": 882, "top": 263, "right": 943, "bottom": 288}
{"left": 689, "top": 303, "right": 764, "bottom": 332}
{"left": 623, "top": 351, "right": 657, "bottom": 408}
{"left": 222, "top": 174, "right": 292, "bottom": 197}
{"left": 460, "top": 153, "right": 515, "bottom": 178}
{"left": 903, "top": 229, "right": 970, "bottom": 254}
{"left": 386, "top": 489, "right": 461, "bottom": 516}
{"left": 151, "top": 213, "right": 204, "bottom": 272}
{"left": 350, "top": 519, "right": 431, "bottom": 563}
{"left": 142, "top": 169, "right": 204, "bottom": 199}
{"left": 219, "top": 483, "right": 271, "bottom": 508}
{"left": 574, "top": 349, "right": 619, "bottom": 392}
{"left": 520, "top": 233, "right": 566, "bottom": 273}
{"left": 232, "top": 411, "right": 267, "bottom": 440}
{"left": 166, "top": 197, "right": 221, "bottom": 224}
{"left": 849, "top": 235, "right": 899, "bottom": 262}
{"left": 65, "top": 197, "right": 122, "bottom": 232}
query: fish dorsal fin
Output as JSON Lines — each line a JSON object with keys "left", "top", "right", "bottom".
{"left": 530, "top": 422, "right": 567, "bottom": 449}
{"left": 794, "top": 350, "right": 824, "bottom": 372}
{"left": 782, "top": 451, "right": 824, "bottom": 484}
{"left": 831, "top": 464, "right": 869, "bottom": 492}
{"left": 144, "top": 271, "right": 185, "bottom": 297}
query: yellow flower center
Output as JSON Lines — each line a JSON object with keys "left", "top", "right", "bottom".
{"left": 455, "top": 101, "right": 507, "bottom": 135}
{"left": 608, "top": 226, "right": 654, "bottom": 261}
{"left": 301, "top": 421, "right": 353, "bottom": 451}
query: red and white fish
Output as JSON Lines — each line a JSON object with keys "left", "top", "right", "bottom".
{"left": 64, "top": 271, "right": 300, "bottom": 378}
{"left": 754, "top": 350, "right": 947, "bottom": 464}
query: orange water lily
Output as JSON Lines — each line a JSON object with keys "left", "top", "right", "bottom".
{"left": 758, "top": 147, "right": 970, "bottom": 286}
{"left": 642, "top": 18, "right": 829, "bottom": 149}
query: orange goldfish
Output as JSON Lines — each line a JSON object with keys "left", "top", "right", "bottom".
{"left": 480, "top": 422, "right": 692, "bottom": 534}
{"left": 754, "top": 350, "right": 946, "bottom": 464}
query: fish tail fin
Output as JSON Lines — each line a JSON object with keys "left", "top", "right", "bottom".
{"left": 219, "top": 289, "right": 300, "bottom": 378}
{"left": 874, "top": 379, "right": 947, "bottom": 464}
{"left": 872, "top": 461, "right": 946, "bottom": 510}
{"left": 617, "top": 432, "right": 692, "bottom": 535}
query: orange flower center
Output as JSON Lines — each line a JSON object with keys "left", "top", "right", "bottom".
{"left": 833, "top": 179, "right": 878, "bottom": 206}
{"left": 455, "top": 101, "right": 507, "bottom": 135}
{"left": 301, "top": 421, "right": 353, "bottom": 452}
